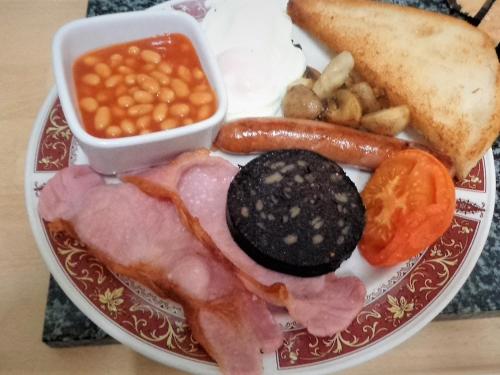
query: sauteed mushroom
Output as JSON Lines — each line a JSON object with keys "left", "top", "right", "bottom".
{"left": 282, "top": 84, "right": 324, "bottom": 119}
{"left": 312, "top": 51, "right": 354, "bottom": 99}
{"left": 287, "top": 77, "right": 315, "bottom": 89}
{"left": 360, "top": 105, "right": 410, "bottom": 136}
{"left": 304, "top": 66, "right": 321, "bottom": 80}
{"left": 349, "top": 82, "right": 381, "bottom": 114}
{"left": 323, "top": 89, "right": 362, "bottom": 127}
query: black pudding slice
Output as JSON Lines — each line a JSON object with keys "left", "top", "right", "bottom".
{"left": 226, "top": 149, "right": 365, "bottom": 277}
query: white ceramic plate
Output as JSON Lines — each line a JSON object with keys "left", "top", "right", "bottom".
{"left": 25, "top": 1, "right": 495, "bottom": 373}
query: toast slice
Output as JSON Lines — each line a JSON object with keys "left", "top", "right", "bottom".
{"left": 288, "top": 0, "right": 500, "bottom": 179}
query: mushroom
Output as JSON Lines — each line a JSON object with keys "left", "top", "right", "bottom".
{"left": 344, "top": 69, "right": 364, "bottom": 87}
{"left": 323, "top": 89, "right": 362, "bottom": 127}
{"left": 349, "top": 82, "right": 381, "bottom": 114}
{"left": 360, "top": 105, "right": 410, "bottom": 136}
{"left": 282, "top": 84, "right": 324, "bottom": 120}
{"left": 312, "top": 51, "right": 355, "bottom": 99}
{"left": 304, "top": 66, "right": 321, "bottom": 81}
{"left": 287, "top": 77, "right": 315, "bottom": 90}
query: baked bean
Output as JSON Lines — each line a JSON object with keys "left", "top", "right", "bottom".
{"left": 117, "top": 95, "right": 134, "bottom": 108}
{"left": 105, "top": 125, "right": 122, "bottom": 138}
{"left": 160, "top": 118, "right": 178, "bottom": 130}
{"left": 114, "top": 84, "right": 128, "bottom": 97}
{"left": 104, "top": 75, "right": 123, "bottom": 88}
{"left": 110, "top": 53, "right": 123, "bottom": 67}
{"left": 189, "top": 92, "right": 213, "bottom": 106}
{"left": 82, "top": 73, "right": 101, "bottom": 86}
{"left": 96, "top": 91, "right": 110, "bottom": 103}
{"left": 128, "top": 104, "right": 154, "bottom": 117}
{"left": 193, "top": 67, "right": 204, "bottom": 80}
{"left": 80, "top": 86, "right": 93, "bottom": 97}
{"left": 170, "top": 103, "right": 190, "bottom": 117}
{"left": 194, "top": 83, "right": 208, "bottom": 92}
{"left": 133, "top": 90, "right": 154, "bottom": 104}
{"left": 112, "top": 106, "right": 126, "bottom": 118}
{"left": 182, "top": 118, "right": 194, "bottom": 126}
{"left": 177, "top": 65, "right": 192, "bottom": 82}
{"left": 74, "top": 35, "right": 215, "bottom": 138}
{"left": 124, "top": 74, "right": 136, "bottom": 86}
{"left": 136, "top": 74, "right": 148, "bottom": 84}
{"left": 125, "top": 57, "right": 138, "bottom": 68}
{"left": 158, "top": 62, "right": 173, "bottom": 74}
{"left": 120, "top": 119, "right": 136, "bottom": 135}
{"left": 83, "top": 55, "right": 99, "bottom": 66}
{"left": 94, "top": 106, "right": 111, "bottom": 130}
{"left": 80, "top": 97, "right": 98, "bottom": 113}
{"left": 128, "top": 86, "right": 140, "bottom": 95}
{"left": 153, "top": 103, "right": 168, "bottom": 122}
{"left": 171, "top": 78, "right": 190, "bottom": 98}
{"left": 139, "top": 76, "right": 160, "bottom": 95}
{"left": 141, "top": 49, "right": 161, "bottom": 64}
{"left": 128, "top": 45, "right": 140, "bottom": 55}
{"left": 159, "top": 87, "right": 175, "bottom": 103}
{"left": 197, "top": 104, "right": 212, "bottom": 121}
{"left": 142, "top": 63, "right": 156, "bottom": 72}
{"left": 150, "top": 71, "right": 170, "bottom": 85}
{"left": 118, "top": 65, "right": 134, "bottom": 74}
{"left": 94, "top": 63, "right": 112, "bottom": 78}
{"left": 136, "top": 115, "right": 152, "bottom": 129}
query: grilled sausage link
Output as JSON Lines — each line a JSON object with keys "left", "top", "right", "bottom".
{"left": 214, "top": 117, "right": 415, "bottom": 170}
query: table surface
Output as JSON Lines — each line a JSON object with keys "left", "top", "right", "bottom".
{"left": 1, "top": 0, "right": 500, "bottom": 374}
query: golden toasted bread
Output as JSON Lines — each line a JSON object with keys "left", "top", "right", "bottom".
{"left": 288, "top": 0, "right": 500, "bottom": 179}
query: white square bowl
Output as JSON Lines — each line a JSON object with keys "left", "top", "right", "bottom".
{"left": 52, "top": 10, "right": 227, "bottom": 175}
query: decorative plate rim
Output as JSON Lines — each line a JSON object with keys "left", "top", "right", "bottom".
{"left": 26, "top": 87, "right": 495, "bottom": 375}
{"left": 25, "top": 88, "right": 220, "bottom": 374}
{"left": 25, "top": 1, "right": 496, "bottom": 370}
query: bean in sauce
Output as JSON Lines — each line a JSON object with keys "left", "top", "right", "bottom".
{"left": 73, "top": 34, "right": 217, "bottom": 139}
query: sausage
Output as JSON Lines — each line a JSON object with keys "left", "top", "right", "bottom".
{"left": 214, "top": 117, "right": 413, "bottom": 170}
{"left": 214, "top": 117, "right": 454, "bottom": 172}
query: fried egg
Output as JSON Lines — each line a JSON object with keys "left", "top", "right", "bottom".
{"left": 202, "top": 0, "right": 306, "bottom": 120}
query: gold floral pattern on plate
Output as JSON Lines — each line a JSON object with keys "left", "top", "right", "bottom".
{"left": 98, "top": 287, "right": 124, "bottom": 318}
{"left": 455, "top": 158, "right": 485, "bottom": 192}
{"left": 280, "top": 309, "right": 389, "bottom": 364}
{"left": 34, "top": 95, "right": 489, "bottom": 369}
{"left": 387, "top": 295, "right": 414, "bottom": 320}
{"left": 35, "top": 100, "right": 73, "bottom": 172}
{"left": 277, "top": 215, "right": 479, "bottom": 367}
{"left": 47, "top": 222, "right": 107, "bottom": 290}
{"left": 43, "top": 220, "right": 212, "bottom": 362}
{"left": 124, "top": 303, "right": 204, "bottom": 358}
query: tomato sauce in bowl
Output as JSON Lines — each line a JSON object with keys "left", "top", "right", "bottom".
{"left": 73, "top": 34, "right": 217, "bottom": 139}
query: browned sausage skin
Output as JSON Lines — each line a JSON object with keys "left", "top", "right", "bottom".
{"left": 214, "top": 117, "right": 407, "bottom": 170}
{"left": 214, "top": 117, "right": 454, "bottom": 173}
